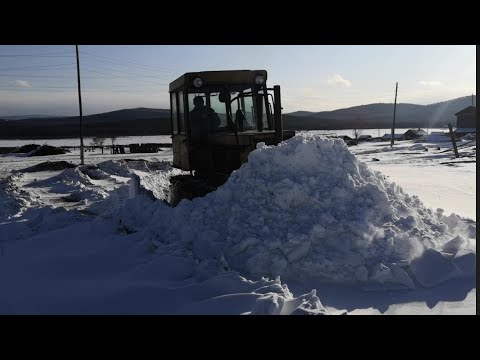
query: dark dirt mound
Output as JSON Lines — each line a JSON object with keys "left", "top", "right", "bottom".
{"left": 12, "top": 144, "right": 41, "bottom": 153}
{"left": 30, "top": 145, "right": 68, "bottom": 156}
{"left": 20, "top": 161, "right": 76, "bottom": 172}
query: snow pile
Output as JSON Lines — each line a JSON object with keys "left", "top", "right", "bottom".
{"left": 2, "top": 159, "right": 176, "bottom": 223}
{"left": 96, "top": 160, "right": 132, "bottom": 177}
{"left": 422, "top": 133, "right": 450, "bottom": 145}
{"left": 408, "top": 143, "right": 428, "bottom": 151}
{"left": 0, "top": 174, "right": 89, "bottom": 243}
{"left": 79, "top": 165, "right": 110, "bottom": 180}
{"left": 125, "top": 135, "right": 475, "bottom": 288}
{"left": 31, "top": 167, "right": 109, "bottom": 203}
{"left": 125, "top": 159, "right": 172, "bottom": 172}
{"left": 129, "top": 170, "right": 180, "bottom": 203}
{"left": 0, "top": 204, "right": 328, "bottom": 314}
{"left": 460, "top": 133, "right": 476, "bottom": 141}
{"left": 248, "top": 279, "right": 328, "bottom": 315}
{"left": 97, "top": 159, "right": 172, "bottom": 178}
{"left": 91, "top": 159, "right": 180, "bottom": 202}
{"left": 0, "top": 175, "right": 37, "bottom": 222}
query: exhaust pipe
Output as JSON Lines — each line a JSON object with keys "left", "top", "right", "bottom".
{"left": 273, "top": 85, "right": 283, "bottom": 143}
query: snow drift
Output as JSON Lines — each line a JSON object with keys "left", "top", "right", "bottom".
{"left": 123, "top": 135, "right": 475, "bottom": 288}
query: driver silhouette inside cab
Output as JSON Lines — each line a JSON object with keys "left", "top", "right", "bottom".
{"left": 189, "top": 96, "right": 221, "bottom": 144}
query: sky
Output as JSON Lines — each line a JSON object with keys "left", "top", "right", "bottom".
{"left": 0, "top": 45, "right": 476, "bottom": 116}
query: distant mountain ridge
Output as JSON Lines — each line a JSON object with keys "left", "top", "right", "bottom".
{"left": 0, "top": 96, "right": 476, "bottom": 139}
{"left": 283, "top": 95, "right": 476, "bottom": 130}
{"left": 0, "top": 108, "right": 171, "bottom": 139}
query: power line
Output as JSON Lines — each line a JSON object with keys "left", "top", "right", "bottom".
{"left": 0, "top": 68, "right": 172, "bottom": 84}
{"left": 81, "top": 68, "right": 170, "bottom": 85}
{"left": 81, "top": 50, "right": 177, "bottom": 72}
{"left": 0, "top": 49, "right": 176, "bottom": 72}
{"left": 80, "top": 52, "right": 175, "bottom": 72}
{"left": 0, "top": 88, "right": 169, "bottom": 93}
{"left": 0, "top": 64, "right": 76, "bottom": 71}
{"left": 0, "top": 88, "right": 78, "bottom": 92}
{"left": 82, "top": 57, "right": 176, "bottom": 75}
{"left": 0, "top": 74, "right": 76, "bottom": 78}
{"left": 0, "top": 50, "right": 74, "bottom": 57}
{"left": 0, "top": 85, "right": 75, "bottom": 89}
{"left": 0, "top": 74, "right": 167, "bottom": 82}
{"left": 0, "top": 55, "right": 74, "bottom": 58}
{"left": 81, "top": 63, "right": 174, "bottom": 80}
{"left": 90, "top": 83, "right": 167, "bottom": 87}
{"left": 0, "top": 84, "right": 167, "bottom": 89}
{"left": 0, "top": 49, "right": 176, "bottom": 77}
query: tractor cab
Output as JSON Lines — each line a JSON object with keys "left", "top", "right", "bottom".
{"left": 169, "top": 70, "right": 295, "bottom": 178}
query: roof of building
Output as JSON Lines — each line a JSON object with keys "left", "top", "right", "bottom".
{"left": 382, "top": 133, "right": 403, "bottom": 139}
{"left": 404, "top": 129, "right": 427, "bottom": 135}
{"left": 454, "top": 106, "right": 476, "bottom": 116}
{"left": 454, "top": 128, "right": 476, "bottom": 133}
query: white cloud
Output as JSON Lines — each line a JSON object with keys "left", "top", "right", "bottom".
{"left": 15, "top": 80, "right": 32, "bottom": 88}
{"left": 419, "top": 80, "right": 442, "bottom": 87}
{"left": 327, "top": 74, "right": 352, "bottom": 88}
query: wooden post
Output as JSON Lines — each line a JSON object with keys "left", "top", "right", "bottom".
{"left": 75, "top": 45, "right": 84, "bottom": 165}
{"left": 390, "top": 82, "right": 398, "bottom": 147}
{"left": 448, "top": 123, "right": 459, "bottom": 158}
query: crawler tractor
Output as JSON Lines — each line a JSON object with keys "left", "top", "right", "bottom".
{"left": 168, "top": 70, "right": 295, "bottom": 205}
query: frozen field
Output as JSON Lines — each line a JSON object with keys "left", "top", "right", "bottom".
{"left": 0, "top": 129, "right": 448, "bottom": 148}
{"left": 0, "top": 135, "right": 173, "bottom": 148}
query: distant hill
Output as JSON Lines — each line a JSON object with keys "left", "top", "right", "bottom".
{"left": 287, "top": 111, "right": 317, "bottom": 117}
{"left": 0, "top": 96, "right": 476, "bottom": 139}
{"left": 0, "top": 108, "right": 171, "bottom": 139}
{"left": 0, "top": 115, "right": 64, "bottom": 120}
{"left": 283, "top": 95, "right": 477, "bottom": 130}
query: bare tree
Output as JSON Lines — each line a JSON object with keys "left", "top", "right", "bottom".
{"left": 110, "top": 136, "right": 118, "bottom": 154}
{"left": 90, "top": 136, "right": 106, "bottom": 153}
{"left": 90, "top": 137, "right": 105, "bottom": 147}
{"left": 352, "top": 129, "right": 362, "bottom": 140}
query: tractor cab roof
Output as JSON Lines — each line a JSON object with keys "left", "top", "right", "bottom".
{"left": 169, "top": 70, "right": 268, "bottom": 92}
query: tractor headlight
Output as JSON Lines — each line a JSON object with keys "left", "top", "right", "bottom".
{"left": 254, "top": 74, "right": 264, "bottom": 85}
{"left": 193, "top": 77, "right": 203, "bottom": 88}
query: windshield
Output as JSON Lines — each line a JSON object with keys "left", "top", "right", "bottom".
{"left": 187, "top": 85, "right": 272, "bottom": 135}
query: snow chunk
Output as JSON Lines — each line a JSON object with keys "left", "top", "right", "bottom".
{"left": 410, "top": 248, "right": 456, "bottom": 287}
{"left": 451, "top": 250, "right": 476, "bottom": 278}
{"left": 441, "top": 235, "right": 469, "bottom": 255}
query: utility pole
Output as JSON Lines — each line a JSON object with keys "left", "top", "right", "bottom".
{"left": 390, "top": 82, "right": 398, "bottom": 147}
{"left": 448, "top": 123, "right": 459, "bottom": 158}
{"left": 75, "top": 45, "right": 84, "bottom": 165}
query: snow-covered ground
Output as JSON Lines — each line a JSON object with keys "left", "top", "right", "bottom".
{"left": 298, "top": 128, "right": 448, "bottom": 139}
{"left": 0, "top": 131, "right": 475, "bottom": 314}
{"left": 350, "top": 134, "right": 476, "bottom": 220}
